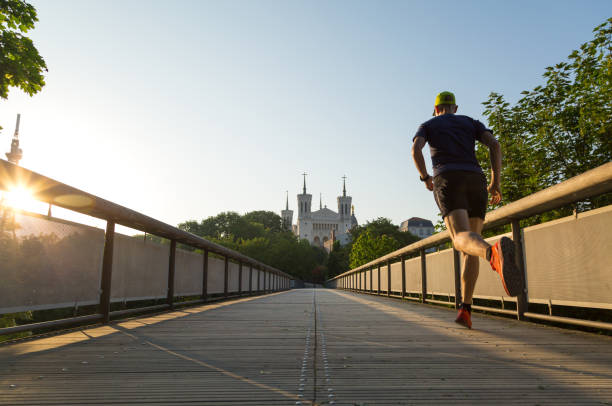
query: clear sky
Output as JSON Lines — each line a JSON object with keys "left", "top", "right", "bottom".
{"left": 1, "top": 0, "right": 610, "bottom": 232}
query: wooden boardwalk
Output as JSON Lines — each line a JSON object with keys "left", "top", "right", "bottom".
{"left": 1, "top": 289, "right": 612, "bottom": 405}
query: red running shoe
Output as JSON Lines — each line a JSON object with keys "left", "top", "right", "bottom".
{"left": 489, "top": 236, "right": 525, "bottom": 297}
{"left": 455, "top": 308, "right": 472, "bottom": 329}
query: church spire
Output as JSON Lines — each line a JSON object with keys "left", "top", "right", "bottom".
{"left": 302, "top": 172, "right": 307, "bottom": 194}
{"left": 342, "top": 175, "right": 347, "bottom": 197}
{"left": 285, "top": 190, "right": 289, "bottom": 210}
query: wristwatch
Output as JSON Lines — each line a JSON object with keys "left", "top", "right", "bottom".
{"left": 420, "top": 174, "right": 431, "bottom": 182}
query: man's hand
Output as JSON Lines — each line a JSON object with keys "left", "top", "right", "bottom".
{"left": 425, "top": 177, "right": 433, "bottom": 191}
{"left": 488, "top": 182, "right": 502, "bottom": 205}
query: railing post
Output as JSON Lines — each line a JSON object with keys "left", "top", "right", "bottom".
{"left": 420, "top": 249, "right": 427, "bottom": 303}
{"left": 453, "top": 248, "right": 461, "bottom": 309}
{"left": 224, "top": 256, "right": 229, "bottom": 298}
{"left": 249, "top": 264, "right": 253, "bottom": 295}
{"left": 238, "top": 261, "right": 243, "bottom": 295}
{"left": 512, "top": 220, "right": 529, "bottom": 320}
{"left": 99, "top": 221, "right": 115, "bottom": 323}
{"left": 257, "top": 268, "right": 261, "bottom": 292}
{"left": 401, "top": 256, "right": 406, "bottom": 299}
{"left": 359, "top": 271, "right": 362, "bottom": 291}
{"left": 202, "top": 249, "right": 209, "bottom": 301}
{"left": 387, "top": 260, "right": 391, "bottom": 297}
{"left": 370, "top": 266, "right": 373, "bottom": 293}
{"left": 168, "top": 240, "right": 176, "bottom": 308}
{"left": 377, "top": 265, "right": 381, "bottom": 295}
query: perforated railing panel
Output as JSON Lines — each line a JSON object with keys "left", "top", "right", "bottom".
{"left": 111, "top": 234, "right": 168, "bottom": 302}
{"left": 228, "top": 261, "right": 240, "bottom": 292}
{"left": 0, "top": 209, "right": 104, "bottom": 314}
{"left": 380, "top": 265, "right": 389, "bottom": 292}
{"left": 389, "top": 261, "right": 401, "bottom": 291}
{"left": 207, "top": 256, "right": 225, "bottom": 294}
{"left": 175, "top": 249, "right": 203, "bottom": 297}
{"left": 405, "top": 256, "right": 422, "bottom": 294}
{"left": 258, "top": 268, "right": 265, "bottom": 290}
{"left": 524, "top": 206, "right": 612, "bottom": 307}
{"left": 240, "top": 265, "right": 249, "bottom": 291}
{"left": 425, "top": 249, "right": 454, "bottom": 296}
{"left": 248, "top": 266, "right": 257, "bottom": 290}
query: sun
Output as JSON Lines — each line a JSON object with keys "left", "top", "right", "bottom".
{"left": 2, "top": 186, "right": 38, "bottom": 211}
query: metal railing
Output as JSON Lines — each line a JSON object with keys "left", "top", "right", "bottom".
{"left": 0, "top": 159, "right": 292, "bottom": 336}
{"left": 328, "top": 162, "right": 612, "bottom": 330}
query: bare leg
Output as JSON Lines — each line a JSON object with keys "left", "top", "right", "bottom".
{"left": 444, "top": 209, "right": 490, "bottom": 259}
{"left": 445, "top": 210, "right": 490, "bottom": 305}
{"left": 461, "top": 217, "right": 484, "bottom": 304}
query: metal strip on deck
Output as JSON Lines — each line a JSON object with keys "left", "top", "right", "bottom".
{"left": 1, "top": 290, "right": 611, "bottom": 405}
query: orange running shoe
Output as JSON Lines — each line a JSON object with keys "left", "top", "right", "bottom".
{"left": 455, "top": 308, "right": 472, "bottom": 329}
{"left": 489, "top": 236, "right": 525, "bottom": 297}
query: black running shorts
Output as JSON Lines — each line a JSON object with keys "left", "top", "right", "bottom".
{"left": 433, "top": 170, "right": 488, "bottom": 219}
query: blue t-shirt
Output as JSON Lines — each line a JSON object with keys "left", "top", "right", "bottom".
{"left": 413, "top": 114, "right": 491, "bottom": 177}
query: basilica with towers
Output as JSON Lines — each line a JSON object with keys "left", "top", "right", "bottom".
{"left": 281, "top": 175, "right": 358, "bottom": 248}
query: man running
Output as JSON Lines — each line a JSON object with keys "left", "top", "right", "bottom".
{"left": 411, "top": 91, "right": 524, "bottom": 329}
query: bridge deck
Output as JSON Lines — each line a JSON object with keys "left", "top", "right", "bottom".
{"left": 1, "top": 289, "right": 612, "bottom": 405}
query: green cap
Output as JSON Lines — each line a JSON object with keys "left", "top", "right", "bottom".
{"left": 434, "top": 91, "right": 456, "bottom": 106}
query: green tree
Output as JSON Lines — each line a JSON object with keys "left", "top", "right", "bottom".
{"left": 349, "top": 229, "right": 400, "bottom": 269}
{"left": 478, "top": 18, "right": 612, "bottom": 224}
{"left": 0, "top": 0, "right": 47, "bottom": 104}
{"left": 350, "top": 217, "right": 419, "bottom": 247}
{"left": 326, "top": 240, "right": 350, "bottom": 277}
{"left": 177, "top": 211, "right": 328, "bottom": 282}
{"left": 243, "top": 211, "right": 282, "bottom": 233}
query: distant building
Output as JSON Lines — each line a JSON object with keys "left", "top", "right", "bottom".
{"left": 400, "top": 217, "right": 435, "bottom": 239}
{"left": 323, "top": 230, "right": 336, "bottom": 253}
{"left": 281, "top": 175, "right": 358, "bottom": 248}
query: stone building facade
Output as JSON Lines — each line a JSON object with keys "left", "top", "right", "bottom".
{"left": 282, "top": 176, "right": 358, "bottom": 248}
{"left": 400, "top": 217, "right": 435, "bottom": 239}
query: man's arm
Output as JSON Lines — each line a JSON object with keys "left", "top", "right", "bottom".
{"left": 411, "top": 136, "right": 433, "bottom": 191}
{"left": 479, "top": 131, "right": 502, "bottom": 204}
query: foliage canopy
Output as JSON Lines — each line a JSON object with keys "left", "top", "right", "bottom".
{"left": 178, "top": 210, "right": 328, "bottom": 283}
{"left": 476, "top": 18, "right": 612, "bottom": 224}
{"left": 0, "top": 0, "right": 46, "bottom": 101}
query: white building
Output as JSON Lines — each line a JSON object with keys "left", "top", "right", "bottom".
{"left": 282, "top": 176, "right": 358, "bottom": 247}
{"left": 400, "top": 217, "right": 435, "bottom": 239}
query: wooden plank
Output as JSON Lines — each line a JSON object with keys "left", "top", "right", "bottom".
{"left": 1, "top": 290, "right": 611, "bottom": 405}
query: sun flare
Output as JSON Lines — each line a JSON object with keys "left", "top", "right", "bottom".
{"left": 2, "top": 186, "right": 38, "bottom": 211}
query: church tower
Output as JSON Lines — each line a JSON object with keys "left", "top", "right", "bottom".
{"left": 337, "top": 176, "right": 352, "bottom": 236}
{"left": 281, "top": 191, "right": 293, "bottom": 231}
{"left": 6, "top": 114, "right": 23, "bottom": 165}
{"left": 297, "top": 173, "right": 312, "bottom": 241}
